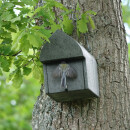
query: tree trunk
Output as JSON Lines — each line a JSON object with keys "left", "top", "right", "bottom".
{"left": 32, "top": 0, "right": 130, "bottom": 129}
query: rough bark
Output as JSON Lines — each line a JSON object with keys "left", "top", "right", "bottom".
{"left": 32, "top": 0, "right": 130, "bottom": 130}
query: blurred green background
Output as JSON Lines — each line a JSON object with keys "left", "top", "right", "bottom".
{"left": 122, "top": 0, "right": 130, "bottom": 64}
{"left": 0, "top": 75, "right": 40, "bottom": 130}
{"left": 0, "top": 0, "right": 130, "bottom": 130}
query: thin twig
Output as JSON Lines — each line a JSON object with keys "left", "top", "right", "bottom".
{"left": 12, "top": 51, "right": 22, "bottom": 56}
{"left": 23, "top": 58, "right": 33, "bottom": 67}
{"left": 0, "top": 50, "right": 22, "bottom": 57}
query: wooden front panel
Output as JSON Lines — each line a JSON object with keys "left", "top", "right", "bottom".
{"left": 46, "top": 60, "right": 85, "bottom": 93}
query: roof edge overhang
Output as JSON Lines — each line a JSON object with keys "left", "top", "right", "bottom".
{"left": 40, "top": 30, "right": 85, "bottom": 63}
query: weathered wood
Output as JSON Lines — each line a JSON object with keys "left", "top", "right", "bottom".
{"left": 40, "top": 31, "right": 99, "bottom": 102}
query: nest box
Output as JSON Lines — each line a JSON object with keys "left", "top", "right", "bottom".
{"left": 40, "top": 30, "right": 99, "bottom": 102}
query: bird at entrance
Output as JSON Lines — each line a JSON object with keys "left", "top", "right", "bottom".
{"left": 53, "top": 62, "right": 77, "bottom": 90}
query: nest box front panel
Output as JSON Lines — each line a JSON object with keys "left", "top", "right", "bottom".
{"left": 46, "top": 60, "right": 85, "bottom": 94}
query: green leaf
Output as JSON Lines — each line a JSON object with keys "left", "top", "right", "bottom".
{"left": 76, "top": 2, "right": 81, "bottom": 11}
{"left": 85, "top": 10, "right": 97, "bottom": 15}
{"left": 12, "top": 2, "right": 25, "bottom": 6}
{"left": 27, "top": 29, "right": 49, "bottom": 48}
{"left": 0, "top": 39, "right": 3, "bottom": 43}
{"left": 0, "top": 68, "right": 3, "bottom": 76}
{"left": 12, "top": 30, "right": 25, "bottom": 50}
{"left": 0, "top": 1, "right": 2, "bottom": 7}
{"left": 1, "top": 11, "right": 13, "bottom": 21}
{"left": 88, "top": 16, "right": 95, "bottom": 29}
{"left": 12, "top": 69, "right": 23, "bottom": 88}
{"left": 23, "top": 67, "right": 31, "bottom": 76}
{"left": 77, "top": 19, "right": 88, "bottom": 33}
{"left": 33, "top": 6, "right": 43, "bottom": 14}
{"left": 81, "top": 13, "right": 88, "bottom": 23}
{"left": 62, "top": 16, "right": 73, "bottom": 35}
{"left": 20, "top": 34, "right": 30, "bottom": 54}
{"left": 35, "top": 31, "right": 50, "bottom": 42}
{"left": 2, "top": 2, "right": 14, "bottom": 9}
{"left": 27, "top": 33, "right": 41, "bottom": 48}
{"left": 14, "top": 57, "right": 23, "bottom": 68}
{"left": 60, "top": 9, "right": 73, "bottom": 17}
{"left": 51, "top": 23, "right": 61, "bottom": 33}
{"left": 0, "top": 56, "right": 10, "bottom": 72}
{"left": 19, "top": 7, "right": 30, "bottom": 15}
{"left": 11, "top": 16, "right": 21, "bottom": 23}
{"left": 7, "top": 69, "right": 17, "bottom": 82}
{"left": 39, "top": 28, "right": 52, "bottom": 38}
{"left": 10, "top": 23, "right": 17, "bottom": 32}
{"left": 33, "top": 64, "right": 43, "bottom": 83}
{"left": 0, "top": 44, "right": 11, "bottom": 55}
{"left": 31, "top": 26, "right": 41, "bottom": 30}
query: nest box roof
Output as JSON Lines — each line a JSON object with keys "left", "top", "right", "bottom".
{"left": 40, "top": 30, "right": 87, "bottom": 63}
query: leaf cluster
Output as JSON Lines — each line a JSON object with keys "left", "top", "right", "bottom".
{"left": 0, "top": 0, "right": 96, "bottom": 88}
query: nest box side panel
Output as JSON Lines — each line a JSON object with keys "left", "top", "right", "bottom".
{"left": 43, "top": 64, "right": 49, "bottom": 93}
{"left": 90, "top": 58, "right": 99, "bottom": 96}
{"left": 83, "top": 55, "right": 99, "bottom": 97}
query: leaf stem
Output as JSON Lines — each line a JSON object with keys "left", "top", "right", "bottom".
{"left": 0, "top": 51, "right": 22, "bottom": 57}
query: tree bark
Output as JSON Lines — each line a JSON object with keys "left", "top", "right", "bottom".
{"left": 32, "top": 0, "right": 130, "bottom": 129}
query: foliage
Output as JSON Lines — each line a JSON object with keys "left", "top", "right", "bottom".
{"left": 128, "top": 44, "right": 130, "bottom": 64}
{"left": 122, "top": 0, "right": 130, "bottom": 63}
{"left": 0, "top": 74, "right": 40, "bottom": 130}
{"left": 0, "top": 0, "right": 96, "bottom": 88}
{"left": 122, "top": 1, "right": 130, "bottom": 27}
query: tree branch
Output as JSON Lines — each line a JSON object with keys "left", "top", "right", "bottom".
{"left": 12, "top": 51, "right": 22, "bottom": 56}
{"left": 0, "top": 51, "right": 22, "bottom": 57}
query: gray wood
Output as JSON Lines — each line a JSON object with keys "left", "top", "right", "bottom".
{"left": 48, "top": 89, "right": 98, "bottom": 102}
{"left": 40, "top": 30, "right": 83, "bottom": 63}
{"left": 40, "top": 30, "right": 99, "bottom": 101}
{"left": 82, "top": 47, "right": 99, "bottom": 97}
{"left": 46, "top": 60, "right": 84, "bottom": 93}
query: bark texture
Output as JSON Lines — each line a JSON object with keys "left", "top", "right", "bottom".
{"left": 32, "top": 0, "right": 130, "bottom": 129}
